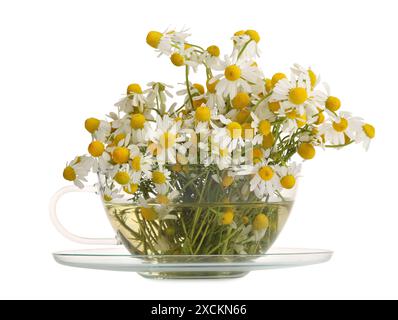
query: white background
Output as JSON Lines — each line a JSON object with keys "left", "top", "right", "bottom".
{"left": 0, "top": 0, "right": 397, "bottom": 300}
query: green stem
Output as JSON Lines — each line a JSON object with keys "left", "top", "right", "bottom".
{"left": 185, "top": 65, "right": 194, "bottom": 109}
{"left": 237, "top": 40, "right": 252, "bottom": 60}
{"left": 189, "top": 171, "right": 210, "bottom": 239}
{"left": 325, "top": 141, "right": 354, "bottom": 148}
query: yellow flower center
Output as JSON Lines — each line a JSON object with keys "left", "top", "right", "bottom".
{"left": 271, "top": 73, "right": 286, "bottom": 87}
{"left": 242, "top": 216, "right": 249, "bottom": 225}
{"left": 157, "top": 194, "right": 170, "bottom": 205}
{"left": 170, "top": 53, "right": 185, "bottom": 66}
{"left": 262, "top": 133, "right": 275, "bottom": 149}
{"left": 206, "top": 79, "right": 218, "bottom": 93}
{"left": 308, "top": 69, "right": 317, "bottom": 88}
{"left": 289, "top": 87, "right": 308, "bottom": 105}
{"left": 258, "top": 120, "right": 271, "bottom": 136}
{"left": 362, "top": 124, "right": 375, "bottom": 139}
{"left": 207, "top": 45, "right": 220, "bottom": 57}
{"left": 88, "top": 141, "right": 105, "bottom": 157}
{"left": 232, "top": 92, "right": 250, "bottom": 109}
{"left": 126, "top": 83, "right": 142, "bottom": 94}
{"left": 253, "top": 213, "right": 269, "bottom": 231}
{"left": 280, "top": 175, "right": 296, "bottom": 189}
{"left": 265, "top": 78, "right": 273, "bottom": 92}
{"left": 130, "top": 113, "right": 146, "bottom": 129}
{"left": 219, "top": 148, "right": 229, "bottom": 158}
{"left": 84, "top": 118, "right": 100, "bottom": 133}
{"left": 195, "top": 105, "right": 211, "bottom": 122}
{"left": 114, "top": 171, "right": 130, "bottom": 185}
{"left": 146, "top": 31, "right": 163, "bottom": 48}
{"left": 268, "top": 101, "right": 280, "bottom": 112}
{"left": 344, "top": 133, "right": 351, "bottom": 144}
{"left": 152, "top": 171, "right": 166, "bottom": 184}
{"left": 258, "top": 166, "right": 274, "bottom": 181}
{"left": 192, "top": 98, "right": 206, "bottom": 109}
{"left": 123, "top": 183, "right": 138, "bottom": 195}
{"left": 286, "top": 109, "right": 297, "bottom": 119}
{"left": 112, "top": 147, "right": 130, "bottom": 164}
{"left": 332, "top": 118, "right": 348, "bottom": 132}
{"left": 296, "top": 113, "right": 307, "bottom": 128}
{"left": 224, "top": 65, "right": 241, "bottom": 81}
{"left": 325, "top": 96, "right": 341, "bottom": 112}
{"left": 160, "top": 132, "right": 176, "bottom": 149}
{"left": 221, "top": 210, "right": 234, "bottom": 225}
{"left": 63, "top": 166, "right": 76, "bottom": 181}
{"left": 236, "top": 109, "right": 251, "bottom": 124}
{"left": 298, "top": 143, "right": 315, "bottom": 160}
{"left": 171, "top": 163, "right": 182, "bottom": 172}
{"left": 103, "top": 195, "right": 113, "bottom": 202}
{"left": 315, "top": 109, "right": 325, "bottom": 125}
{"left": 131, "top": 156, "right": 141, "bottom": 171}
{"left": 193, "top": 83, "right": 205, "bottom": 95}
{"left": 141, "top": 207, "right": 157, "bottom": 221}
{"left": 234, "top": 30, "right": 245, "bottom": 36}
{"left": 112, "top": 133, "right": 126, "bottom": 146}
{"left": 222, "top": 176, "right": 234, "bottom": 188}
{"left": 245, "top": 29, "right": 260, "bottom": 43}
{"left": 227, "top": 122, "right": 242, "bottom": 138}
{"left": 252, "top": 147, "right": 263, "bottom": 164}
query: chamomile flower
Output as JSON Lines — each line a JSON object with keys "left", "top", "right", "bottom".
{"left": 214, "top": 115, "right": 245, "bottom": 152}
{"left": 129, "top": 145, "right": 152, "bottom": 182}
{"left": 146, "top": 28, "right": 190, "bottom": 56}
{"left": 102, "top": 186, "right": 123, "bottom": 202}
{"left": 250, "top": 112, "right": 273, "bottom": 145}
{"left": 177, "top": 82, "right": 206, "bottom": 109}
{"left": 151, "top": 115, "right": 187, "bottom": 164}
{"left": 313, "top": 83, "right": 342, "bottom": 116}
{"left": 276, "top": 162, "right": 301, "bottom": 190}
{"left": 202, "top": 45, "right": 223, "bottom": 69}
{"left": 137, "top": 197, "right": 159, "bottom": 221}
{"left": 170, "top": 44, "right": 201, "bottom": 71}
{"left": 145, "top": 82, "right": 174, "bottom": 109}
{"left": 237, "top": 161, "right": 280, "bottom": 199}
{"left": 224, "top": 91, "right": 252, "bottom": 120}
{"left": 62, "top": 156, "right": 92, "bottom": 188}
{"left": 272, "top": 73, "right": 313, "bottom": 115}
{"left": 84, "top": 118, "right": 111, "bottom": 142}
{"left": 112, "top": 166, "right": 134, "bottom": 186}
{"left": 155, "top": 190, "right": 179, "bottom": 220}
{"left": 191, "top": 104, "right": 219, "bottom": 133}
{"left": 94, "top": 121, "right": 112, "bottom": 142}
{"left": 211, "top": 145, "right": 233, "bottom": 170}
{"left": 195, "top": 79, "right": 225, "bottom": 113}
{"left": 291, "top": 64, "right": 320, "bottom": 89}
{"left": 251, "top": 213, "right": 269, "bottom": 241}
{"left": 231, "top": 30, "right": 261, "bottom": 61}
{"left": 213, "top": 57, "right": 260, "bottom": 98}
{"left": 113, "top": 112, "right": 153, "bottom": 144}
{"left": 355, "top": 122, "right": 375, "bottom": 150}
{"left": 149, "top": 166, "right": 171, "bottom": 194}
{"left": 281, "top": 109, "right": 308, "bottom": 136}
{"left": 318, "top": 111, "right": 363, "bottom": 145}
{"left": 88, "top": 141, "right": 112, "bottom": 173}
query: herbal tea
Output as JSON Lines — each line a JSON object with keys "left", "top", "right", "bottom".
{"left": 105, "top": 201, "right": 293, "bottom": 255}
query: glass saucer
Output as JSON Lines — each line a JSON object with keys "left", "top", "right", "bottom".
{"left": 53, "top": 247, "right": 333, "bottom": 279}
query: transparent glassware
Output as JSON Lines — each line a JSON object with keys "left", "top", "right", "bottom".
{"left": 50, "top": 165, "right": 297, "bottom": 279}
{"left": 101, "top": 165, "right": 296, "bottom": 253}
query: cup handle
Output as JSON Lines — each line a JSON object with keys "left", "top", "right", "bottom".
{"left": 49, "top": 185, "right": 120, "bottom": 245}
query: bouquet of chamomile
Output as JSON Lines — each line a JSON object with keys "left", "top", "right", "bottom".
{"left": 62, "top": 28, "right": 374, "bottom": 255}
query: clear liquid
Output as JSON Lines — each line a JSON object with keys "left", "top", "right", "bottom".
{"left": 105, "top": 202, "right": 293, "bottom": 256}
